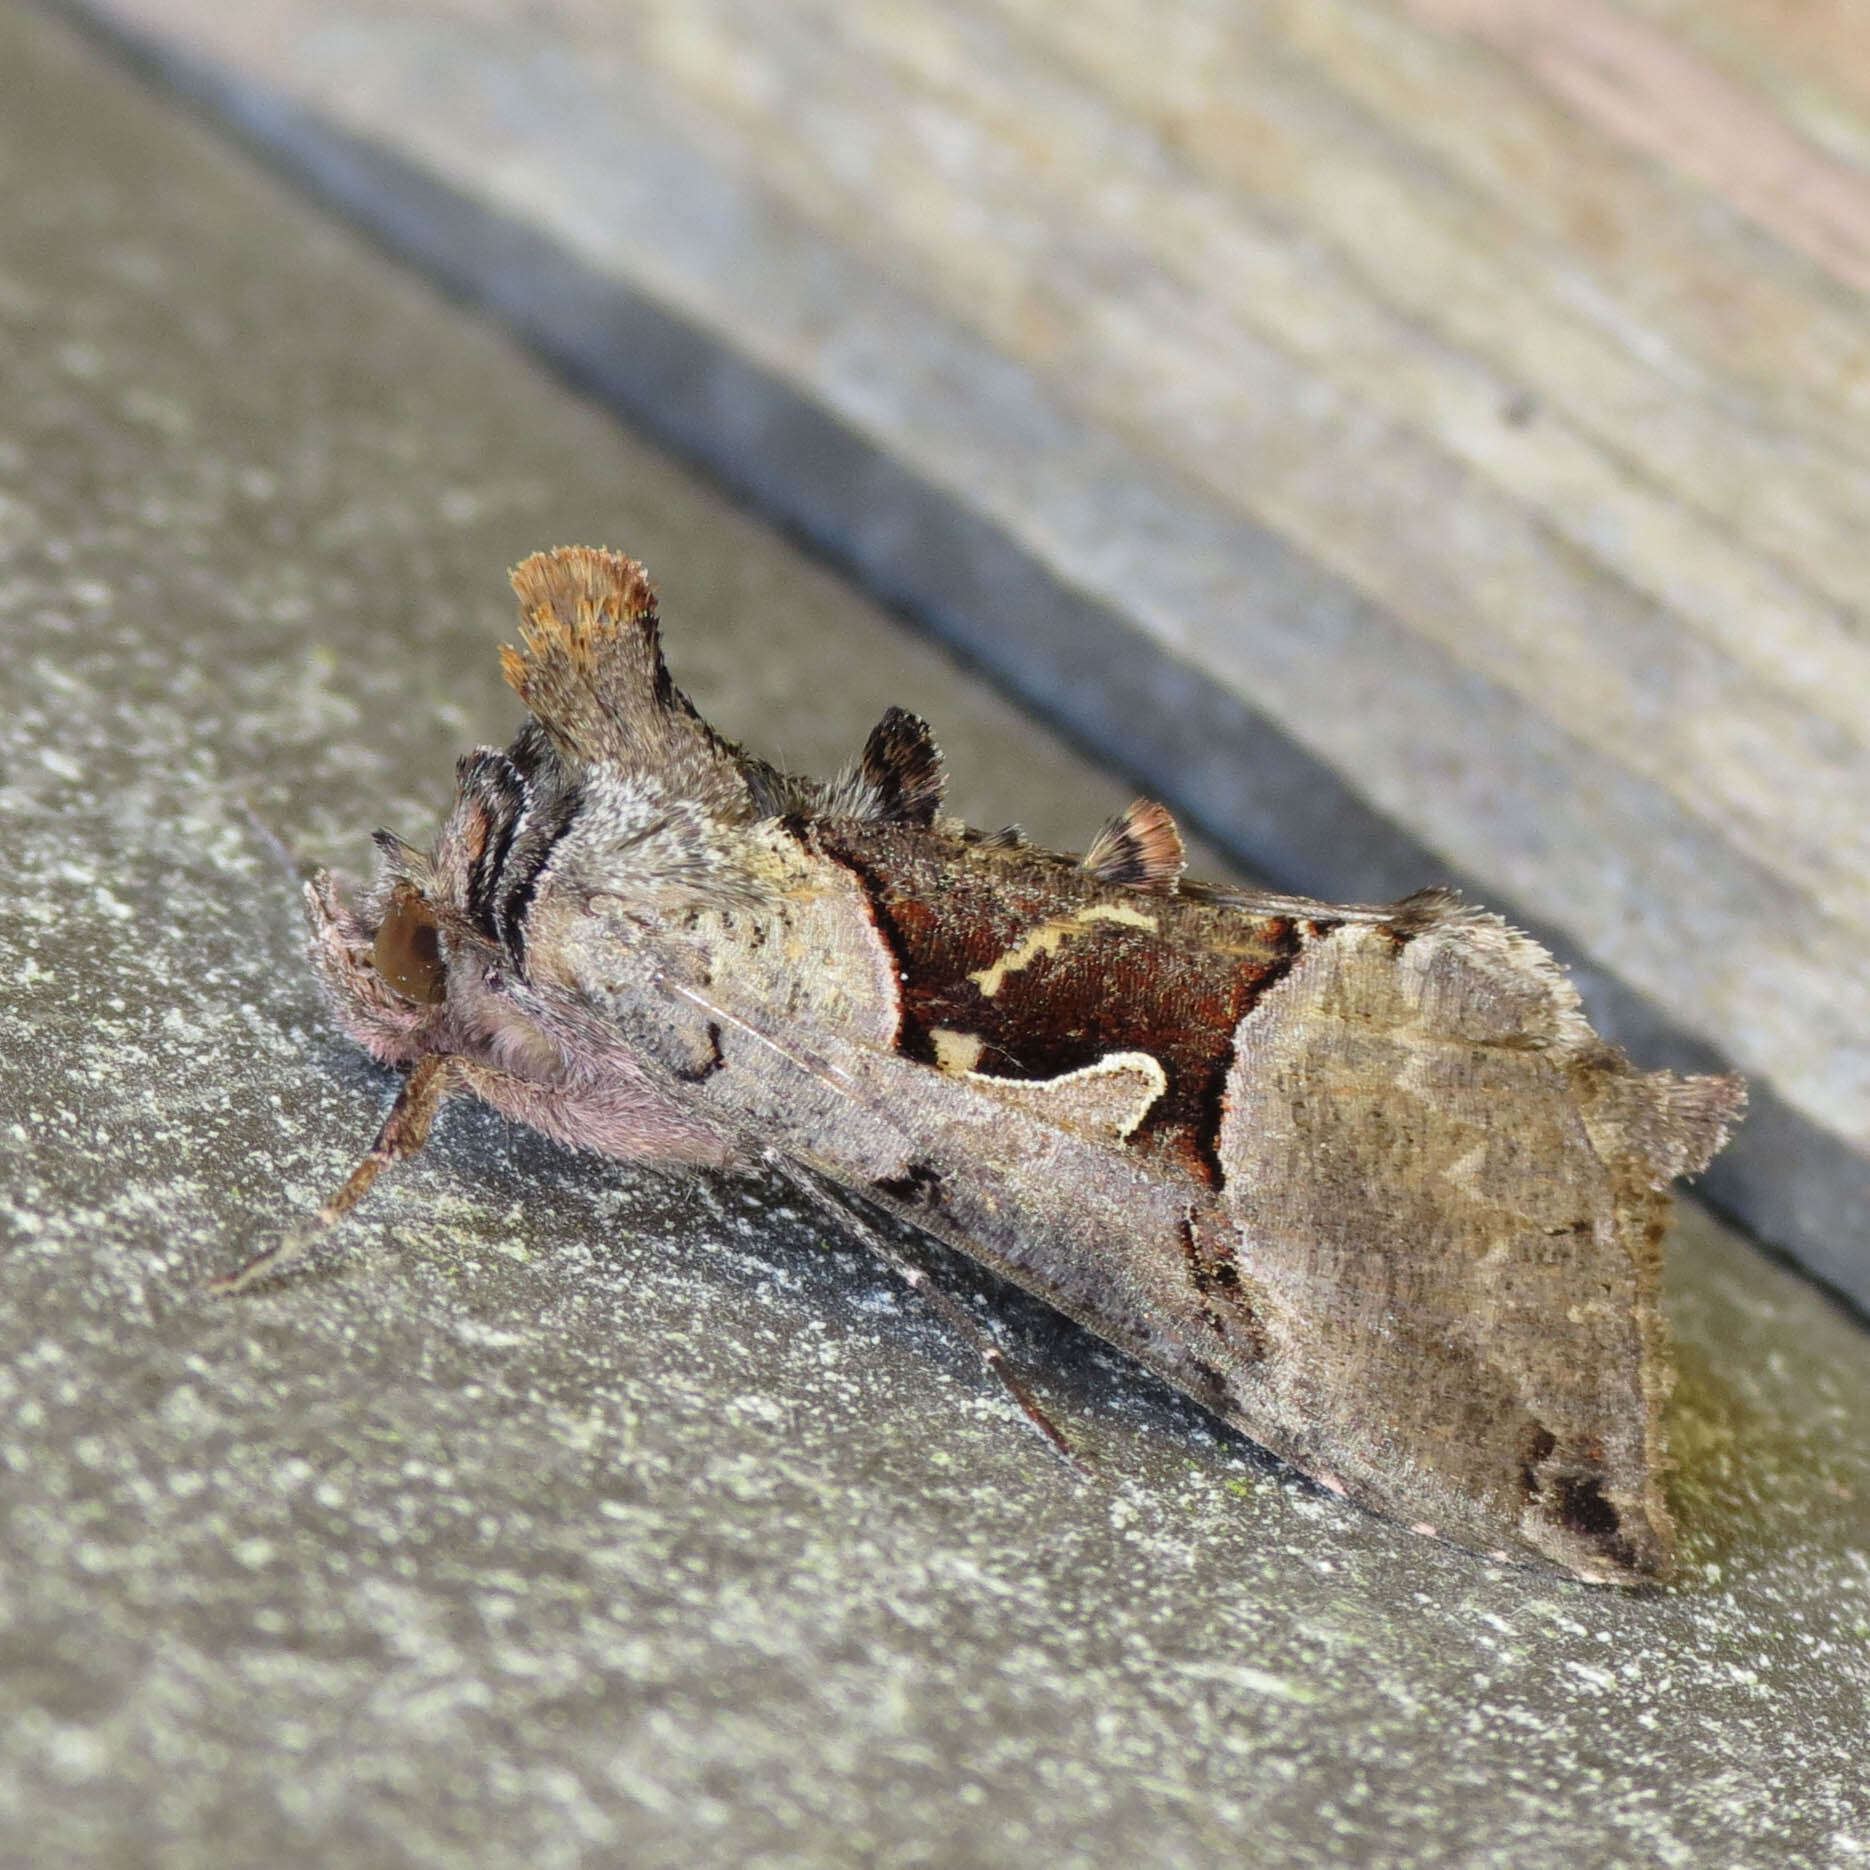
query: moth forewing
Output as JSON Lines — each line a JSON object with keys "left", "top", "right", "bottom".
{"left": 239, "top": 545, "right": 1743, "bottom": 1587}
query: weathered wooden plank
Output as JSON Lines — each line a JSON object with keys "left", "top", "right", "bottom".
{"left": 62, "top": 0, "right": 1870, "bottom": 1300}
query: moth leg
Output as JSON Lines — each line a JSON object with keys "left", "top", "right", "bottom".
{"left": 768, "top": 1154, "right": 1088, "bottom": 1477}
{"left": 208, "top": 1052, "right": 459, "bottom": 1295}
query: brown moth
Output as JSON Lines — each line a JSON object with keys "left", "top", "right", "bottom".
{"left": 219, "top": 547, "right": 1745, "bottom": 1585}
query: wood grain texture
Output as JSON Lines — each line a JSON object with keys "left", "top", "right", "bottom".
{"left": 69, "top": 0, "right": 1870, "bottom": 1292}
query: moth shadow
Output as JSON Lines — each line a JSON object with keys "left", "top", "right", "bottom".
{"left": 371, "top": 1091, "right": 1294, "bottom": 1491}
{"left": 1664, "top": 1335, "right": 1772, "bottom": 1578}
{"left": 713, "top": 1163, "right": 1294, "bottom": 1486}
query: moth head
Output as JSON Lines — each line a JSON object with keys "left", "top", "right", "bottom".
{"left": 369, "top": 880, "right": 448, "bottom": 1005}
{"left": 304, "top": 851, "right": 454, "bottom": 1070}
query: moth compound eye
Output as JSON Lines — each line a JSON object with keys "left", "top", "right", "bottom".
{"left": 370, "top": 889, "right": 447, "bottom": 1004}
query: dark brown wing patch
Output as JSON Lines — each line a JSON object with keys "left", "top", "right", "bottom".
{"left": 814, "top": 821, "right": 1302, "bottom": 1181}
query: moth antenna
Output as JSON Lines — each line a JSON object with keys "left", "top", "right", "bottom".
{"left": 1083, "top": 798, "right": 1186, "bottom": 892}
{"left": 767, "top": 1154, "right": 1089, "bottom": 1477}
{"left": 655, "top": 975, "right": 863, "bottom": 1095}
{"left": 657, "top": 977, "right": 1081, "bottom": 1474}
{"left": 237, "top": 795, "right": 311, "bottom": 886}
{"left": 1190, "top": 880, "right": 1460, "bottom": 925}
{"left": 207, "top": 1054, "right": 458, "bottom": 1294}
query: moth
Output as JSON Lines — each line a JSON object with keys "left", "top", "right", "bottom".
{"left": 220, "top": 547, "right": 1744, "bottom": 1585}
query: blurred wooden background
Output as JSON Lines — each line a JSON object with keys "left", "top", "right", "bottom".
{"left": 60, "top": 0, "right": 1870, "bottom": 1305}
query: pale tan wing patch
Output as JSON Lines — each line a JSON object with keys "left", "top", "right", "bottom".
{"left": 968, "top": 903, "right": 1159, "bottom": 998}
{"left": 965, "top": 1052, "right": 1168, "bottom": 1143}
{"left": 1216, "top": 918, "right": 1681, "bottom": 1582}
{"left": 929, "top": 1027, "right": 986, "bottom": 1074}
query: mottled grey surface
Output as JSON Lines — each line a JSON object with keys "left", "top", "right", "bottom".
{"left": 1, "top": 9, "right": 1866, "bottom": 1867}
